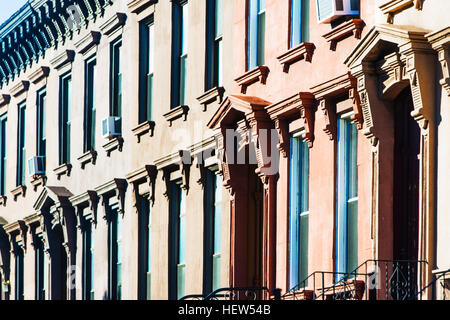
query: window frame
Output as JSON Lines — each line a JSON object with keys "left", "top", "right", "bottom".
{"left": 336, "top": 112, "right": 359, "bottom": 276}
{"left": 247, "top": 0, "right": 266, "bottom": 70}
{"left": 0, "top": 113, "right": 7, "bottom": 195}
{"left": 16, "top": 101, "right": 26, "bottom": 186}
{"left": 171, "top": 0, "right": 189, "bottom": 108}
{"left": 58, "top": 72, "right": 72, "bottom": 165}
{"left": 139, "top": 17, "right": 155, "bottom": 124}
{"left": 84, "top": 56, "right": 97, "bottom": 153}
{"left": 206, "top": 0, "right": 223, "bottom": 90}
{"left": 288, "top": 132, "right": 310, "bottom": 290}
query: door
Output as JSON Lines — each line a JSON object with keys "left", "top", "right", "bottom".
{"left": 392, "top": 87, "right": 420, "bottom": 298}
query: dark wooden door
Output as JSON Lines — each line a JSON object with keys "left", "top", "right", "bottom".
{"left": 392, "top": 87, "right": 420, "bottom": 299}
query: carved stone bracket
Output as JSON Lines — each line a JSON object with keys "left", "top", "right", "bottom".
{"left": 319, "top": 99, "right": 337, "bottom": 141}
{"left": 196, "top": 153, "right": 208, "bottom": 188}
{"left": 162, "top": 168, "right": 172, "bottom": 200}
{"left": 296, "top": 93, "right": 317, "bottom": 147}
{"left": 126, "top": 165, "right": 158, "bottom": 208}
{"left": 274, "top": 118, "right": 290, "bottom": 158}
{"left": 427, "top": 27, "right": 450, "bottom": 96}
{"left": 179, "top": 150, "right": 192, "bottom": 194}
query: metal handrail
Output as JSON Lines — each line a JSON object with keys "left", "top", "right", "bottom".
{"left": 408, "top": 268, "right": 450, "bottom": 300}
{"left": 204, "top": 286, "right": 270, "bottom": 300}
{"left": 179, "top": 294, "right": 205, "bottom": 300}
{"left": 283, "top": 259, "right": 429, "bottom": 301}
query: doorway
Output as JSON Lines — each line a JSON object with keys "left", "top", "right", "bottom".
{"left": 392, "top": 87, "right": 420, "bottom": 298}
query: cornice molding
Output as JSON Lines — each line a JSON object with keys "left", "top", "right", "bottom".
{"left": 277, "top": 42, "right": 315, "bottom": 73}
{"left": 69, "top": 190, "right": 99, "bottom": 227}
{"left": 127, "top": 0, "right": 158, "bottom": 14}
{"left": 235, "top": 66, "right": 269, "bottom": 94}
{"left": 132, "top": 120, "right": 155, "bottom": 142}
{"left": 379, "top": 0, "right": 424, "bottom": 23}
{"left": 28, "top": 66, "right": 50, "bottom": 84}
{"left": 50, "top": 50, "right": 75, "bottom": 70}
{"left": 95, "top": 178, "right": 127, "bottom": 218}
{"left": 197, "top": 86, "right": 225, "bottom": 111}
{"left": 126, "top": 165, "right": 158, "bottom": 206}
{"left": 74, "top": 31, "right": 101, "bottom": 55}
{"left": 100, "top": 12, "right": 127, "bottom": 37}
{"left": 10, "top": 80, "right": 29, "bottom": 97}
{"left": 323, "top": 19, "right": 365, "bottom": 51}
{"left": 163, "top": 105, "right": 189, "bottom": 126}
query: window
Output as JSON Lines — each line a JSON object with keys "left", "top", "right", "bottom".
{"left": 171, "top": 0, "right": 188, "bottom": 108}
{"left": 108, "top": 203, "right": 122, "bottom": 300}
{"left": 336, "top": 114, "right": 358, "bottom": 275}
{"left": 139, "top": 18, "right": 154, "bottom": 123}
{"left": 204, "top": 170, "right": 222, "bottom": 294}
{"left": 110, "top": 39, "right": 122, "bottom": 126}
{"left": 35, "top": 234, "right": 45, "bottom": 300}
{"left": 0, "top": 114, "right": 7, "bottom": 195}
{"left": 14, "top": 241, "right": 24, "bottom": 300}
{"left": 84, "top": 57, "right": 96, "bottom": 152}
{"left": 82, "top": 219, "right": 94, "bottom": 300}
{"left": 248, "top": 0, "right": 265, "bottom": 70}
{"left": 206, "top": 0, "right": 223, "bottom": 89}
{"left": 317, "top": 0, "right": 360, "bottom": 23}
{"left": 289, "top": 134, "right": 310, "bottom": 289}
{"left": 16, "top": 102, "right": 26, "bottom": 186}
{"left": 36, "top": 88, "right": 46, "bottom": 162}
{"left": 59, "top": 73, "right": 71, "bottom": 165}
{"left": 138, "top": 195, "right": 152, "bottom": 300}
{"left": 169, "top": 182, "right": 186, "bottom": 300}
{"left": 290, "top": 0, "right": 310, "bottom": 48}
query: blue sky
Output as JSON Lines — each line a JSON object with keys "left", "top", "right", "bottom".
{"left": 0, "top": 0, "right": 28, "bottom": 26}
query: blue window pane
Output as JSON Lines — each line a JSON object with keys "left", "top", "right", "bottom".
{"left": 177, "top": 264, "right": 185, "bottom": 299}
{"left": 181, "top": 3, "right": 188, "bottom": 55}
{"left": 215, "top": 0, "right": 223, "bottom": 38}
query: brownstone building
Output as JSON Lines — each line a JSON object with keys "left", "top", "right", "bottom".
{"left": 0, "top": 0, "right": 449, "bottom": 301}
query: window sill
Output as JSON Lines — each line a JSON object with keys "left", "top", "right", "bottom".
{"left": 11, "top": 185, "right": 26, "bottom": 201}
{"left": 163, "top": 105, "right": 189, "bottom": 126}
{"left": 323, "top": 19, "right": 365, "bottom": 51}
{"left": 102, "top": 136, "right": 124, "bottom": 156}
{"left": 132, "top": 120, "right": 155, "bottom": 142}
{"left": 197, "top": 87, "right": 225, "bottom": 111}
{"left": 78, "top": 150, "right": 98, "bottom": 169}
{"left": 235, "top": 66, "right": 269, "bottom": 94}
{"left": 0, "top": 195, "right": 7, "bottom": 206}
{"left": 30, "top": 174, "right": 47, "bottom": 191}
{"left": 54, "top": 163, "right": 72, "bottom": 180}
{"left": 277, "top": 43, "right": 315, "bottom": 73}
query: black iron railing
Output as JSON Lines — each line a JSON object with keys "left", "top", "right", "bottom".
{"left": 282, "top": 259, "right": 429, "bottom": 301}
{"left": 179, "top": 287, "right": 270, "bottom": 301}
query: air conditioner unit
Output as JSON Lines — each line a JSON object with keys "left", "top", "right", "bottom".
{"left": 102, "top": 116, "right": 122, "bottom": 139}
{"left": 28, "top": 156, "right": 45, "bottom": 176}
{"left": 317, "top": 0, "right": 360, "bottom": 24}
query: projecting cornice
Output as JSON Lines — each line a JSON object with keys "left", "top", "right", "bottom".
{"left": 100, "top": 12, "right": 127, "bottom": 37}
{"left": 0, "top": 0, "right": 115, "bottom": 88}
{"left": 127, "top": 0, "right": 158, "bottom": 14}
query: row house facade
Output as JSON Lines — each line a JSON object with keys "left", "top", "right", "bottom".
{"left": 0, "top": 0, "right": 449, "bottom": 301}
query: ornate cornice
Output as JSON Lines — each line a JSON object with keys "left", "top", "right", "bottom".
{"left": 127, "top": 0, "right": 158, "bottom": 14}
{"left": 235, "top": 66, "right": 269, "bottom": 94}
{"left": 322, "top": 19, "right": 365, "bottom": 51}
{"left": 277, "top": 42, "right": 315, "bottom": 73}
{"left": 379, "top": 0, "right": 424, "bottom": 23}
{"left": 99, "top": 12, "right": 127, "bottom": 37}
{"left": 28, "top": 66, "right": 50, "bottom": 84}
{"left": 74, "top": 30, "right": 101, "bottom": 55}
{"left": 126, "top": 165, "right": 158, "bottom": 206}
{"left": 95, "top": 178, "right": 127, "bottom": 218}
{"left": 69, "top": 190, "right": 99, "bottom": 228}
{"left": 0, "top": 0, "right": 115, "bottom": 87}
